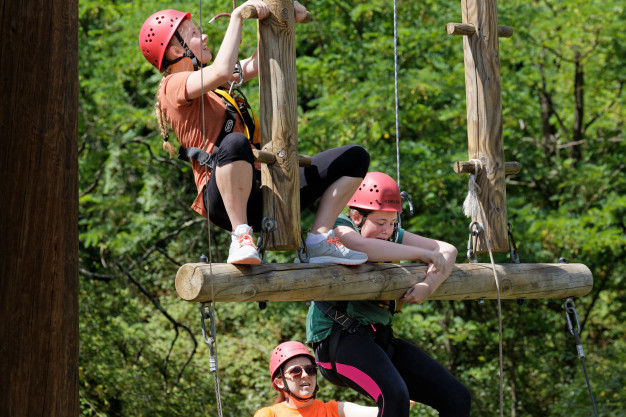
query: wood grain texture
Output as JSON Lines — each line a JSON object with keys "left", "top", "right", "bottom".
{"left": 175, "top": 262, "right": 592, "bottom": 302}
{"left": 461, "top": 0, "right": 508, "bottom": 253}
{"left": 0, "top": 1, "right": 79, "bottom": 415}
{"left": 454, "top": 161, "right": 520, "bottom": 175}
{"left": 258, "top": 0, "right": 301, "bottom": 250}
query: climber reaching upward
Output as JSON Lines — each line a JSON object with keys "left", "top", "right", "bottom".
{"left": 138, "top": 1, "right": 369, "bottom": 265}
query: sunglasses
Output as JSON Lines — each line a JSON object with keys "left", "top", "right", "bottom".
{"left": 285, "top": 364, "right": 317, "bottom": 378}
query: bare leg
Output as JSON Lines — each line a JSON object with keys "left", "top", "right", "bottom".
{"left": 215, "top": 160, "right": 252, "bottom": 230}
{"left": 311, "top": 176, "right": 362, "bottom": 234}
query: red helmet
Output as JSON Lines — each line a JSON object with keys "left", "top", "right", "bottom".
{"left": 269, "top": 341, "right": 314, "bottom": 382}
{"left": 349, "top": 172, "right": 402, "bottom": 212}
{"left": 139, "top": 9, "right": 190, "bottom": 71}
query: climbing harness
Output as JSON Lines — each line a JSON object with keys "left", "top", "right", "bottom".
{"left": 177, "top": 86, "right": 260, "bottom": 167}
{"left": 563, "top": 297, "right": 599, "bottom": 417}
{"left": 314, "top": 301, "right": 399, "bottom": 378}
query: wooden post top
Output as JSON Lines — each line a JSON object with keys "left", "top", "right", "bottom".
{"left": 257, "top": 0, "right": 302, "bottom": 251}
{"left": 453, "top": 0, "right": 510, "bottom": 254}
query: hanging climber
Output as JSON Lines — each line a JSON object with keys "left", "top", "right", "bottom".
{"left": 254, "top": 341, "right": 380, "bottom": 417}
{"left": 138, "top": 1, "right": 369, "bottom": 265}
{"left": 306, "top": 172, "right": 471, "bottom": 417}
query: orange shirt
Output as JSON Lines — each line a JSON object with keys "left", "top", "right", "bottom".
{"left": 254, "top": 400, "right": 340, "bottom": 417}
{"left": 158, "top": 72, "right": 246, "bottom": 218}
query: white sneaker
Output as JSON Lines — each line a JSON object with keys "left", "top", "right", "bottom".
{"left": 304, "top": 231, "right": 368, "bottom": 265}
{"left": 227, "top": 228, "right": 261, "bottom": 265}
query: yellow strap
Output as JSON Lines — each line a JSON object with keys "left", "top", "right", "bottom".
{"left": 213, "top": 89, "right": 255, "bottom": 142}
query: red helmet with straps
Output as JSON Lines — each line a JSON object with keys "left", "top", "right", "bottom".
{"left": 349, "top": 172, "right": 402, "bottom": 212}
{"left": 269, "top": 341, "right": 314, "bottom": 383}
{"left": 139, "top": 9, "right": 190, "bottom": 71}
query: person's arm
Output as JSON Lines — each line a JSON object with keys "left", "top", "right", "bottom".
{"left": 338, "top": 401, "right": 378, "bottom": 417}
{"left": 186, "top": 0, "right": 269, "bottom": 99}
{"left": 239, "top": 49, "right": 259, "bottom": 82}
{"left": 294, "top": 1, "right": 309, "bottom": 22}
{"left": 334, "top": 225, "right": 442, "bottom": 267}
{"left": 400, "top": 232, "right": 458, "bottom": 305}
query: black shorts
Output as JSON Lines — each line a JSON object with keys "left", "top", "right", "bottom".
{"left": 203, "top": 133, "right": 370, "bottom": 231}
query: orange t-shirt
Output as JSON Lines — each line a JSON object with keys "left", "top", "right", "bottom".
{"left": 158, "top": 72, "right": 247, "bottom": 218}
{"left": 253, "top": 400, "right": 340, "bottom": 417}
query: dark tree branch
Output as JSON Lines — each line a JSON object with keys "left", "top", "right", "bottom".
{"left": 126, "top": 218, "right": 206, "bottom": 272}
{"left": 121, "top": 135, "right": 181, "bottom": 167}
{"left": 119, "top": 265, "right": 198, "bottom": 390}
{"left": 79, "top": 268, "right": 117, "bottom": 281}
{"left": 79, "top": 163, "right": 106, "bottom": 198}
{"left": 584, "top": 80, "right": 624, "bottom": 132}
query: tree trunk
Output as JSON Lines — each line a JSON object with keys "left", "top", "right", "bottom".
{"left": 0, "top": 1, "right": 79, "bottom": 416}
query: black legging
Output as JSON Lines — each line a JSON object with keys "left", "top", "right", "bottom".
{"left": 314, "top": 327, "right": 471, "bottom": 417}
{"left": 203, "top": 133, "right": 370, "bottom": 231}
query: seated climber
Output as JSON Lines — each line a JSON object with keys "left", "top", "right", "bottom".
{"left": 254, "top": 341, "right": 379, "bottom": 417}
{"left": 138, "top": 1, "right": 369, "bottom": 265}
{"left": 306, "top": 172, "right": 471, "bottom": 417}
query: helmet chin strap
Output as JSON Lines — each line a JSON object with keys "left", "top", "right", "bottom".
{"left": 173, "top": 31, "right": 202, "bottom": 71}
{"left": 352, "top": 208, "right": 369, "bottom": 234}
{"left": 279, "top": 368, "right": 318, "bottom": 402}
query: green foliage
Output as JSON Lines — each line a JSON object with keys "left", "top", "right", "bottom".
{"left": 79, "top": 0, "right": 624, "bottom": 416}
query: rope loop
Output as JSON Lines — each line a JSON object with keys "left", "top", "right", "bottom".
{"left": 463, "top": 159, "right": 483, "bottom": 218}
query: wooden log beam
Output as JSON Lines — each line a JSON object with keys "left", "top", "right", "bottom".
{"left": 175, "top": 262, "right": 593, "bottom": 303}
{"left": 257, "top": 0, "right": 301, "bottom": 250}
{"left": 446, "top": 22, "right": 513, "bottom": 38}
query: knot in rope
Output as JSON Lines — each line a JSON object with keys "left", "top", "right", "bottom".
{"left": 462, "top": 159, "right": 483, "bottom": 218}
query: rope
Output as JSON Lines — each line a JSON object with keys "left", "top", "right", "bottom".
{"left": 392, "top": 0, "right": 401, "bottom": 192}
{"left": 564, "top": 298, "right": 599, "bottom": 417}
{"left": 391, "top": 0, "right": 404, "bottom": 228}
{"left": 462, "top": 159, "right": 482, "bottom": 218}
{"left": 463, "top": 161, "right": 504, "bottom": 417}
{"left": 197, "top": 0, "right": 223, "bottom": 414}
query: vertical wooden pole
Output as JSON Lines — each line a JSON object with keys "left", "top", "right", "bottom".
{"left": 0, "top": 1, "right": 79, "bottom": 415}
{"left": 257, "top": 0, "right": 301, "bottom": 250}
{"left": 461, "top": 0, "right": 508, "bottom": 252}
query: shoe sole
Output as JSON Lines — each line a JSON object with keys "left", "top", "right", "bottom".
{"left": 228, "top": 257, "right": 261, "bottom": 265}
{"left": 307, "top": 256, "right": 367, "bottom": 265}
